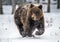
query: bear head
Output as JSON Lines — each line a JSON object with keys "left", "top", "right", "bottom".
{"left": 27, "top": 4, "right": 43, "bottom": 22}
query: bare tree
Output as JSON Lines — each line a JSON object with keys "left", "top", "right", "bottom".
{"left": 24, "top": 0, "right": 26, "bottom": 3}
{"left": 23, "top": 0, "right": 27, "bottom": 5}
{"left": 57, "top": 0, "right": 60, "bottom": 9}
{"left": 12, "top": 0, "right": 16, "bottom": 14}
{"left": 37, "top": 0, "right": 40, "bottom": 3}
{"left": 17, "top": 0, "right": 24, "bottom": 6}
{"left": 0, "top": 0, "right": 3, "bottom": 14}
{"left": 47, "top": 0, "right": 50, "bottom": 12}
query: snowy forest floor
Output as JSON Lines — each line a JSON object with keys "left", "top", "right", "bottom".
{"left": 0, "top": 13, "right": 60, "bottom": 42}
{"left": 0, "top": 4, "right": 60, "bottom": 42}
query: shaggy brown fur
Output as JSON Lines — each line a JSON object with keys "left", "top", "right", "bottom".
{"left": 14, "top": 4, "right": 45, "bottom": 37}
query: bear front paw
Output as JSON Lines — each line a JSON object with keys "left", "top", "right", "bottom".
{"left": 22, "top": 32, "right": 27, "bottom": 37}
{"left": 35, "top": 31, "right": 40, "bottom": 35}
{"left": 35, "top": 30, "right": 44, "bottom": 35}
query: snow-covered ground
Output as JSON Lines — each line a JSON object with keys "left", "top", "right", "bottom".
{"left": 0, "top": 13, "right": 60, "bottom": 42}
{"left": 0, "top": 5, "right": 60, "bottom": 42}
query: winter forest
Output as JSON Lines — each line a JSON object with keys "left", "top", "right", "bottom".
{"left": 0, "top": 0, "right": 60, "bottom": 42}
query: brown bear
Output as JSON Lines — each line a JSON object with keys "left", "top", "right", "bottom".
{"left": 14, "top": 4, "right": 45, "bottom": 37}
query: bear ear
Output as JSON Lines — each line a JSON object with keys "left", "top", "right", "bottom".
{"left": 30, "top": 4, "right": 34, "bottom": 8}
{"left": 38, "top": 5, "right": 42, "bottom": 9}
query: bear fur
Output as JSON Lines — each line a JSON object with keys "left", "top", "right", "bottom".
{"left": 14, "top": 4, "right": 45, "bottom": 37}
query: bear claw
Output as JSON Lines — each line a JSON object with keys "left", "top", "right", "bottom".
{"left": 35, "top": 31, "right": 44, "bottom": 35}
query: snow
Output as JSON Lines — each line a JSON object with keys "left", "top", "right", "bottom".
{"left": 0, "top": 5, "right": 60, "bottom": 42}
{"left": 0, "top": 13, "right": 60, "bottom": 42}
{"left": 3, "top": 5, "right": 12, "bottom": 14}
{"left": 42, "top": 4, "right": 60, "bottom": 13}
{"left": 0, "top": 15, "right": 20, "bottom": 38}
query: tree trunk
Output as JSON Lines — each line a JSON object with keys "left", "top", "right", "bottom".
{"left": 24, "top": 0, "right": 26, "bottom": 3}
{"left": 18, "top": 0, "right": 24, "bottom": 6}
{"left": 23, "top": 0, "right": 26, "bottom": 5}
{"left": 57, "top": 0, "right": 60, "bottom": 9}
{"left": 12, "top": 0, "right": 16, "bottom": 14}
{"left": 37, "top": 0, "right": 40, "bottom": 3}
{"left": 0, "top": 0, "right": 3, "bottom": 14}
{"left": 47, "top": 0, "right": 50, "bottom": 13}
